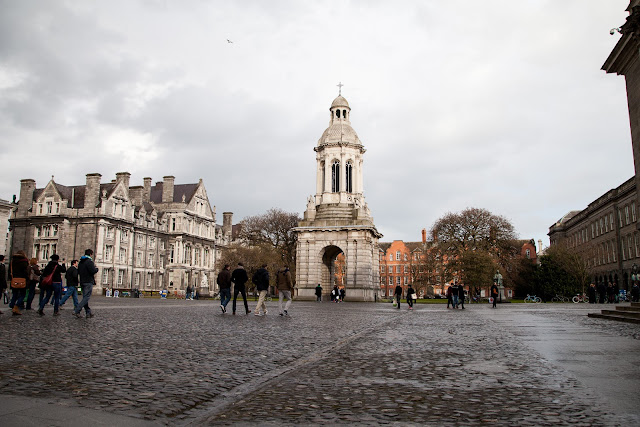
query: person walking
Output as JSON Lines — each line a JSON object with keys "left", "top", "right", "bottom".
{"left": 452, "top": 283, "right": 459, "bottom": 309}
{"left": 0, "top": 255, "right": 6, "bottom": 314}
{"left": 74, "top": 249, "right": 98, "bottom": 318}
{"left": 276, "top": 265, "right": 294, "bottom": 316}
{"left": 332, "top": 285, "right": 339, "bottom": 302}
{"left": 458, "top": 284, "right": 465, "bottom": 309}
{"left": 598, "top": 281, "right": 607, "bottom": 304}
{"left": 217, "top": 264, "right": 232, "bottom": 313}
{"left": 315, "top": 283, "right": 322, "bottom": 302}
{"left": 490, "top": 283, "right": 499, "bottom": 308}
{"left": 631, "top": 282, "right": 640, "bottom": 302}
{"left": 607, "top": 282, "right": 615, "bottom": 304}
{"left": 406, "top": 284, "right": 416, "bottom": 310}
{"left": 60, "top": 260, "right": 79, "bottom": 310}
{"left": 231, "top": 262, "right": 251, "bottom": 315}
{"left": 38, "top": 254, "right": 66, "bottom": 316}
{"left": 25, "top": 258, "right": 41, "bottom": 310}
{"left": 8, "top": 250, "right": 29, "bottom": 315}
{"left": 252, "top": 264, "right": 270, "bottom": 316}
{"left": 394, "top": 283, "right": 402, "bottom": 309}
{"left": 446, "top": 284, "right": 453, "bottom": 309}
{"left": 186, "top": 285, "right": 192, "bottom": 300}
{"left": 588, "top": 283, "right": 597, "bottom": 304}
{"left": 339, "top": 287, "right": 345, "bottom": 302}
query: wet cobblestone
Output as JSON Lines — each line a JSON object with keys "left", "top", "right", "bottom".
{"left": 0, "top": 298, "right": 638, "bottom": 425}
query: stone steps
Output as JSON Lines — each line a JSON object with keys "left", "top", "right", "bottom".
{"left": 588, "top": 302, "right": 640, "bottom": 324}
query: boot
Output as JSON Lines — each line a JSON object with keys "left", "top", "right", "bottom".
{"left": 12, "top": 305, "right": 22, "bottom": 316}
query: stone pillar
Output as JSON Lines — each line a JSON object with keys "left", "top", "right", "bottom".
{"left": 222, "top": 212, "right": 233, "bottom": 239}
{"left": 115, "top": 172, "right": 131, "bottom": 189}
{"left": 17, "top": 179, "right": 36, "bottom": 216}
{"left": 143, "top": 177, "right": 152, "bottom": 202}
{"left": 162, "top": 176, "right": 175, "bottom": 203}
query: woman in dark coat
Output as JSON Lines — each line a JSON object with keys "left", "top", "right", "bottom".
{"left": 38, "top": 254, "right": 66, "bottom": 316}
{"left": 9, "top": 250, "right": 29, "bottom": 315}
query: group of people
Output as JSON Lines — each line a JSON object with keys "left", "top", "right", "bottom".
{"left": 216, "top": 263, "right": 294, "bottom": 317}
{"left": 0, "top": 249, "right": 98, "bottom": 318}
{"left": 446, "top": 282, "right": 467, "bottom": 309}
{"left": 393, "top": 283, "right": 417, "bottom": 310}
{"left": 330, "top": 285, "right": 345, "bottom": 302}
{"left": 587, "top": 281, "right": 640, "bottom": 303}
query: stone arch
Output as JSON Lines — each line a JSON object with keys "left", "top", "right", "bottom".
{"left": 320, "top": 245, "right": 344, "bottom": 292}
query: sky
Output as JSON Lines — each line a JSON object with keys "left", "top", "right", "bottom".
{"left": 0, "top": 0, "right": 634, "bottom": 249}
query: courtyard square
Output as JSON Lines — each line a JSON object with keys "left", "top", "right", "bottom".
{"left": 0, "top": 298, "right": 638, "bottom": 426}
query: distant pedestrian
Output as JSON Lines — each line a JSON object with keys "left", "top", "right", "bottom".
{"left": 607, "top": 282, "right": 615, "bottom": 304}
{"left": 276, "top": 265, "right": 294, "bottom": 316}
{"left": 252, "top": 264, "right": 270, "bottom": 316}
{"left": 339, "top": 287, "right": 345, "bottom": 302}
{"left": 446, "top": 284, "right": 453, "bottom": 309}
{"left": 38, "top": 254, "right": 66, "bottom": 316}
{"left": 217, "top": 264, "right": 232, "bottom": 313}
{"left": 588, "top": 283, "right": 597, "bottom": 304}
{"left": 406, "top": 284, "right": 416, "bottom": 310}
{"left": 452, "top": 283, "right": 459, "bottom": 308}
{"left": 394, "top": 283, "right": 402, "bottom": 309}
{"left": 25, "top": 258, "right": 40, "bottom": 310}
{"left": 598, "top": 282, "right": 606, "bottom": 304}
{"left": 0, "top": 255, "right": 6, "bottom": 315}
{"left": 74, "top": 249, "right": 98, "bottom": 318}
{"left": 315, "top": 284, "right": 322, "bottom": 302}
{"left": 332, "top": 285, "right": 339, "bottom": 302}
{"left": 631, "top": 283, "right": 640, "bottom": 302}
{"left": 8, "top": 251, "right": 29, "bottom": 315}
{"left": 457, "top": 284, "right": 465, "bottom": 310}
{"left": 186, "top": 285, "right": 192, "bottom": 300}
{"left": 60, "top": 260, "right": 79, "bottom": 310}
{"left": 231, "top": 262, "right": 250, "bottom": 315}
{"left": 490, "top": 283, "right": 499, "bottom": 308}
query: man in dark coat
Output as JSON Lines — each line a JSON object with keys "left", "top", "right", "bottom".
{"left": 231, "top": 262, "right": 250, "bottom": 315}
{"left": 252, "top": 264, "right": 270, "bottom": 316}
{"left": 74, "top": 249, "right": 98, "bottom": 318}
{"left": 315, "top": 284, "right": 322, "bottom": 302}
{"left": 457, "top": 284, "right": 466, "bottom": 310}
{"left": 60, "top": 259, "right": 79, "bottom": 309}
{"left": 394, "top": 283, "right": 403, "bottom": 309}
{"left": 217, "top": 264, "right": 232, "bottom": 313}
{"left": 598, "top": 282, "right": 607, "bottom": 304}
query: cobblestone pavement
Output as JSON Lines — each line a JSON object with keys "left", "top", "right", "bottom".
{"left": 0, "top": 298, "right": 638, "bottom": 426}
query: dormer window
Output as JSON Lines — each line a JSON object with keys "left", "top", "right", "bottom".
{"left": 46, "top": 201, "right": 52, "bottom": 214}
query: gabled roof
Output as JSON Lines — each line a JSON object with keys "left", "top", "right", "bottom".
{"left": 149, "top": 183, "right": 198, "bottom": 204}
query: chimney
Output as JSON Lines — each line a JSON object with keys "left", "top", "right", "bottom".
{"left": 143, "top": 177, "right": 152, "bottom": 202}
{"left": 162, "top": 176, "right": 175, "bottom": 203}
{"left": 18, "top": 179, "right": 36, "bottom": 215}
{"left": 223, "top": 212, "right": 233, "bottom": 238}
{"left": 85, "top": 173, "right": 102, "bottom": 209}
{"left": 538, "top": 239, "right": 543, "bottom": 254}
{"left": 115, "top": 172, "right": 131, "bottom": 189}
{"left": 421, "top": 228, "right": 427, "bottom": 244}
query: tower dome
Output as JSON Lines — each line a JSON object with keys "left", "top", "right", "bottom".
{"left": 331, "top": 95, "right": 350, "bottom": 109}
{"left": 318, "top": 94, "right": 361, "bottom": 146}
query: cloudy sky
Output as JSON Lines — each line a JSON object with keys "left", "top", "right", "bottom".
{"left": 0, "top": 0, "right": 634, "bottom": 248}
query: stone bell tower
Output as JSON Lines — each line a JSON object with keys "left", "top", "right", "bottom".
{"left": 294, "top": 91, "right": 382, "bottom": 301}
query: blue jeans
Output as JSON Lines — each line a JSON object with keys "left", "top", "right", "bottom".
{"left": 39, "top": 282, "right": 62, "bottom": 312}
{"left": 452, "top": 295, "right": 459, "bottom": 308}
{"left": 60, "top": 286, "right": 79, "bottom": 308}
{"left": 10, "top": 287, "right": 26, "bottom": 310}
{"left": 219, "top": 288, "right": 231, "bottom": 308}
{"left": 75, "top": 283, "right": 93, "bottom": 315}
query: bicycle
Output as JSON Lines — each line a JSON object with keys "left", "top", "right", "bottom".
{"left": 572, "top": 293, "right": 587, "bottom": 303}
{"left": 551, "top": 294, "right": 568, "bottom": 303}
{"left": 524, "top": 294, "right": 541, "bottom": 303}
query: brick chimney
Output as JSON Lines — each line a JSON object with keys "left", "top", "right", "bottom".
{"left": 85, "top": 173, "right": 102, "bottom": 209}
{"left": 223, "top": 212, "right": 233, "bottom": 238}
{"left": 143, "top": 177, "right": 152, "bottom": 202}
{"left": 115, "top": 172, "right": 131, "bottom": 189}
{"left": 162, "top": 176, "right": 175, "bottom": 203}
{"left": 18, "top": 179, "right": 36, "bottom": 215}
{"left": 421, "top": 228, "right": 427, "bottom": 244}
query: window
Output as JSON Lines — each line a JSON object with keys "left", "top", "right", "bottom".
{"left": 33, "top": 244, "right": 39, "bottom": 258}
{"left": 105, "top": 245, "right": 113, "bottom": 262}
{"left": 636, "top": 234, "right": 639, "bottom": 258}
{"left": 147, "top": 272, "right": 152, "bottom": 287}
{"left": 149, "top": 237, "right": 155, "bottom": 248}
{"left": 599, "top": 218, "right": 604, "bottom": 235}
{"left": 389, "top": 254, "right": 393, "bottom": 261}
{"left": 106, "top": 227, "right": 114, "bottom": 239}
{"left": 396, "top": 251, "right": 401, "bottom": 260}
{"left": 135, "top": 272, "right": 140, "bottom": 287}
{"left": 404, "top": 277, "right": 408, "bottom": 285}
{"left": 102, "top": 270, "right": 109, "bottom": 284}
{"left": 633, "top": 204, "right": 637, "bottom": 222}
{"left": 591, "top": 223, "right": 595, "bottom": 238}
{"left": 396, "top": 276, "right": 401, "bottom": 285}
{"left": 610, "top": 213, "right": 614, "bottom": 231}
{"left": 606, "top": 242, "right": 610, "bottom": 263}
{"left": 148, "top": 253, "right": 154, "bottom": 267}
{"left": 625, "top": 206, "right": 630, "bottom": 225}
{"left": 159, "top": 257, "right": 164, "bottom": 268}
{"left": 404, "top": 254, "right": 408, "bottom": 261}
{"left": 169, "top": 245, "right": 175, "bottom": 263}
{"left": 396, "top": 265, "right": 401, "bottom": 273}
{"left": 120, "top": 230, "right": 128, "bottom": 242}
{"left": 38, "top": 204, "right": 43, "bottom": 215}
{"left": 51, "top": 244, "right": 56, "bottom": 255}
{"left": 619, "top": 209, "right": 624, "bottom": 228}
{"left": 629, "top": 236, "right": 633, "bottom": 259}
{"left": 55, "top": 202, "right": 60, "bottom": 214}
{"left": 52, "top": 225, "right": 58, "bottom": 236}
{"left": 612, "top": 240, "right": 617, "bottom": 262}
{"left": 35, "top": 226, "right": 41, "bottom": 237}
{"left": 46, "top": 201, "right": 52, "bottom": 214}
{"left": 345, "top": 161, "right": 353, "bottom": 193}
{"left": 44, "top": 226, "right": 50, "bottom": 237}
{"left": 331, "top": 160, "right": 340, "bottom": 192}
{"left": 119, "top": 248, "right": 126, "bottom": 263}
{"left": 137, "top": 235, "right": 144, "bottom": 247}
{"left": 381, "top": 266, "right": 385, "bottom": 273}
{"left": 525, "top": 249, "right": 531, "bottom": 259}
{"left": 605, "top": 216, "right": 609, "bottom": 233}
{"left": 389, "top": 277, "right": 393, "bottom": 285}
{"left": 42, "top": 245, "right": 49, "bottom": 260}
{"left": 404, "top": 265, "right": 408, "bottom": 273}
{"left": 171, "top": 218, "right": 176, "bottom": 231}
{"left": 117, "top": 269, "right": 124, "bottom": 286}
{"left": 136, "top": 251, "right": 143, "bottom": 266}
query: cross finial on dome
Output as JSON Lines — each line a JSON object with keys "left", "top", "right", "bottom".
{"left": 337, "top": 82, "right": 343, "bottom": 96}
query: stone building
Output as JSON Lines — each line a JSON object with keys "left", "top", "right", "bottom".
{"left": 0, "top": 198, "right": 14, "bottom": 258}
{"left": 9, "top": 173, "right": 220, "bottom": 295}
{"left": 548, "top": 177, "right": 638, "bottom": 290}
{"left": 294, "top": 93, "right": 382, "bottom": 301}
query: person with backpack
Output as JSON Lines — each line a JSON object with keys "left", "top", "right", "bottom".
{"left": 231, "top": 262, "right": 251, "bottom": 315}
{"left": 38, "top": 254, "right": 66, "bottom": 316}
{"left": 252, "top": 264, "right": 270, "bottom": 316}
{"left": 60, "top": 260, "right": 79, "bottom": 310}
{"left": 275, "top": 265, "right": 294, "bottom": 316}
{"left": 74, "top": 249, "right": 98, "bottom": 318}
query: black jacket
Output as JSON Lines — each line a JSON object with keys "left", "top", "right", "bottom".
{"left": 65, "top": 265, "right": 79, "bottom": 287}
{"left": 78, "top": 256, "right": 98, "bottom": 284}
{"left": 231, "top": 267, "right": 248, "bottom": 288}
{"left": 252, "top": 268, "right": 270, "bottom": 292}
{"left": 394, "top": 285, "right": 403, "bottom": 296}
{"left": 42, "top": 261, "right": 66, "bottom": 284}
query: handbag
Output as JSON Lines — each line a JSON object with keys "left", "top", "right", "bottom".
{"left": 9, "top": 260, "right": 27, "bottom": 289}
{"left": 41, "top": 265, "right": 57, "bottom": 287}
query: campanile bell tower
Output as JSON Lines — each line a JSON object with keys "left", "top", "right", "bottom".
{"left": 294, "top": 90, "right": 382, "bottom": 301}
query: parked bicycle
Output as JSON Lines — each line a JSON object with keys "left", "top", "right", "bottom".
{"left": 551, "top": 294, "right": 569, "bottom": 303}
{"left": 524, "top": 294, "right": 541, "bottom": 303}
{"left": 572, "top": 293, "right": 588, "bottom": 303}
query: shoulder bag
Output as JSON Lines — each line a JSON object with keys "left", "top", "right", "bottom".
{"left": 10, "top": 259, "right": 27, "bottom": 289}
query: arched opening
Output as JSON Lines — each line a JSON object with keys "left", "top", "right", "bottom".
{"left": 331, "top": 160, "right": 340, "bottom": 192}
{"left": 345, "top": 161, "right": 353, "bottom": 193}
{"left": 336, "top": 109, "right": 341, "bottom": 118}
{"left": 321, "top": 245, "right": 345, "bottom": 298}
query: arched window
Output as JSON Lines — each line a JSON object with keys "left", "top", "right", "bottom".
{"left": 336, "top": 109, "right": 341, "bottom": 118}
{"left": 345, "top": 161, "right": 353, "bottom": 193}
{"left": 332, "top": 160, "right": 340, "bottom": 192}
